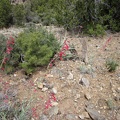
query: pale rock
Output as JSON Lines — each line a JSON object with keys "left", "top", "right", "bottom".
{"left": 116, "top": 87, "right": 120, "bottom": 93}
{"left": 51, "top": 87, "right": 57, "bottom": 94}
{"left": 75, "top": 94, "right": 81, "bottom": 99}
{"left": 46, "top": 74, "right": 53, "bottom": 78}
{"left": 37, "top": 82, "right": 44, "bottom": 89}
{"left": 51, "top": 101, "right": 58, "bottom": 106}
{"left": 42, "top": 87, "right": 48, "bottom": 92}
{"left": 79, "top": 77, "right": 90, "bottom": 87}
{"left": 14, "top": 74, "right": 17, "bottom": 77}
{"left": 85, "top": 93, "right": 91, "bottom": 100}
{"left": 78, "top": 115, "right": 84, "bottom": 119}
{"left": 67, "top": 72, "right": 74, "bottom": 80}
{"left": 79, "top": 112, "right": 90, "bottom": 119}
{"left": 85, "top": 107, "right": 105, "bottom": 120}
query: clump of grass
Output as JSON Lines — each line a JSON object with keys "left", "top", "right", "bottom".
{"left": 106, "top": 59, "right": 119, "bottom": 72}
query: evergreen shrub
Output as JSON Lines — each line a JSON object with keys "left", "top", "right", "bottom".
{"left": 16, "top": 27, "right": 60, "bottom": 74}
{"left": 12, "top": 4, "right": 26, "bottom": 26}
{"left": 0, "top": 0, "right": 12, "bottom": 28}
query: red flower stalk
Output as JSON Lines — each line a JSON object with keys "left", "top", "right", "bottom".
{"left": 45, "top": 93, "right": 57, "bottom": 109}
{"left": 102, "top": 36, "right": 112, "bottom": 51}
{"left": 0, "top": 36, "right": 15, "bottom": 71}
{"left": 48, "top": 39, "right": 70, "bottom": 68}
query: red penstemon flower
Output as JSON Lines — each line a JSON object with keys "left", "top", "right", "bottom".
{"left": 50, "top": 93, "right": 57, "bottom": 101}
{"left": 102, "top": 36, "right": 112, "bottom": 51}
{"left": 6, "top": 46, "right": 13, "bottom": 54}
{"left": 58, "top": 51, "right": 65, "bottom": 60}
{"left": 0, "top": 36, "right": 15, "bottom": 71}
{"left": 3, "top": 58, "right": 8, "bottom": 64}
{"left": 45, "top": 93, "right": 57, "bottom": 109}
{"left": 31, "top": 107, "right": 39, "bottom": 118}
{"left": 48, "top": 39, "right": 70, "bottom": 68}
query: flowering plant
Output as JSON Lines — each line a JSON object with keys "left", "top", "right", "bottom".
{"left": 48, "top": 39, "right": 70, "bottom": 68}
{"left": 0, "top": 36, "right": 15, "bottom": 71}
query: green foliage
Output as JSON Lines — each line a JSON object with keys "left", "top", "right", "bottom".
{"left": 99, "top": 0, "right": 120, "bottom": 32}
{"left": 86, "top": 24, "right": 106, "bottom": 36}
{"left": 31, "top": 0, "right": 79, "bottom": 30}
{"left": 106, "top": 59, "right": 119, "bottom": 72}
{"left": 16, "top": 27, "right": 60, "bottom": 74}
{"left": 30, "top": 0, "right": 120, "bottom": 34}
{"left": 0, "top": 0, "right": 12, "bottom": 28}
{"left": 12, "top": 4, "right": 26, "bottom": 26}
{"left": 0, "top": 34, "right": 7, "bottom": 62}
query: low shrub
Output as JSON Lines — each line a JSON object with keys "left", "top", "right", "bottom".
{"left": 86, "top": 24, "right": 106, "bottom": 37}
{"left": 106, "top": 59, "right": 119, "bottom": 72}
{"left": 15, "top": 27, "right": 60, "bottom": 74}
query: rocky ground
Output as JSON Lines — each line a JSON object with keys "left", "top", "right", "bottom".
{"left": 0, "top": 26, "right": 120, "bottom": 120}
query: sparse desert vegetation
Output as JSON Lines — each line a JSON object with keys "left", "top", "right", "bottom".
{"left": 0, "top": 0, "right": 120, "bottom": 120}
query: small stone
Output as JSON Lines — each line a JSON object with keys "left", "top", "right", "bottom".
{"left": 85, "top": 107, "right": 105, "bottom": 120}
{"left": 37, "top": 82, "right": 44, "bottom": 89}
{"left": 51, "top": 88, "right": 57, "bottom": 94}
{"left": 79, "top": 112, "right": 90, "bottom": 119}
{"left": 114, "top": 96, "right": 120, "bottom": 101}
{"left": 75, "top": 94, "right": 80, "bottom": 101}
{"left": 39, "top": 114, "right": 48, "bottom": 120}
{"left": 46, "top": 74, "right": 53, "bottom": 78}
{"left": 48, "top": 106, "right": 59, "bottom": 117}
{"left": 75, "top": 94, "right": 80, "bottom": 99}
{"left": 116, "top": 87, "right": 120, "bottom": 93}
{"left": 51, "top": 101, "right": 58, "bottom": 106}
{"left": 112, "top": 88, "right": 116, "bottom": 93}
{"left": 67, "top": 72, "right": 74, "bottom": 80}
{"left": 82, "top": 112, "right": 90, "bottom": 118}
{"left": 79, "top": 78, "right": 90, "bottom": 87}
{"left": 14, "top": 74, "right": 17, "bottom": 77}
{"left": 78, "top": 115, "right": 84, "bottom": 119}
{"left": 85, "top": 93, "right": 91, "bottom": 100}
{"left": 42, "top": 87, "right": 48, "bottom": 92}
{"left": 31, "top": 118, "right": 35, "bottom": 120}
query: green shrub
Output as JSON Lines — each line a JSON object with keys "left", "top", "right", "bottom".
{"left": 99, "top": 0, "right": 120, "bottom": 32}
{"left": 28, "top": 0, "right": 120, "bottom": 35}
{"left": 0, "top": 0, "right": 12, "bottom": 28}
{"left": 16, "top": 27, "right": 60, "bottom": 74}
{"left": 12, "top": 4, "right": 26, "bottom": 26}
{"left": 86, "top": 24, "right": 106, "bottom": 37}
{"left": 106, "top": 59, "right": 119, "bottom": 72}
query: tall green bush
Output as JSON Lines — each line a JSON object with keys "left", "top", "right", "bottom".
{"left": 30, "top": 0, "right": 120, "bottom": 33}
{"left": 0, "top": 0, "right": 12, "bottom": 28}
{"left": 99, "top": 0, "right": 120, "bottom": 31}
{"left": 12, "top": 4, "right": 26, "bottom": 26}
